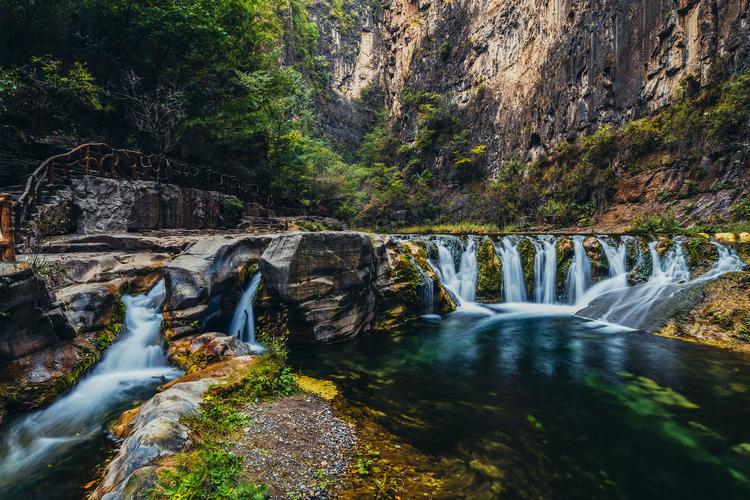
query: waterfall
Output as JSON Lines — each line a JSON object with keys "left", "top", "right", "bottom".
{"left": 575, "top": 237, "right": 630, "bottom": 307}
{"left": 432, "top": 237, "right": 478, "bottom": 304}
{"left": 532, "top": 236, "right": 557, "bottom": 304}
{"left": 413, "top": 259, "right": 435, "bottom": 314}
{"left": 566, "top": 236, "right": 593, "bottom": 304}
{"left": 498, "top": 237, "right": 528, "bottom": 303}
{"left": 0, "top": 281, "right": 181, "bottom": 482}
{"left": 595, "top": 240, "right": 744, "bottom": 328}
{"left": 457, "top": 237, "right": 478, "bottom": 302}
{"left": 228, "top": 273, "right": 264, "bottom": 351}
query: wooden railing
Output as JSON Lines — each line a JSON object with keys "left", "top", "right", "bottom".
{"left": 0, "top": 194, "right": 15, "bottom": 262}
{"left": 13, "top": 143, "right": 259, "bottom": 233}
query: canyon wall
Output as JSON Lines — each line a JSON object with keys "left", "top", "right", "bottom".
{"left": 325, "top": 0, "right": 750, "bottom": 170}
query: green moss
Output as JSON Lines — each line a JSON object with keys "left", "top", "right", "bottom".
{"left": 153, "top": 356, "right": 296, "bottom": 499}
{"left": 476, "top": 239, "right": 501, "bottom": 302}
{"left": 153, "top": 446, "right": 269, "bottom": 500}
{"left": 518, "top": 239, "right": 536, "bottom": 300}
{"left": 630, "top": 211, "right": 683, "bottom": 234}
{"left": 685, "top": 237, "right": 716, "bottom": 272}
{"left": 240, "top": 262, "right": 258, "bottom": 284}
{"left": 297, "top": 220, "right": 328, "bottom": 232}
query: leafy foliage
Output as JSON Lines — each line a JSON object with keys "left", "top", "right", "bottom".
{"left": 154, "top": 447, "right": 268, "bottom": 500}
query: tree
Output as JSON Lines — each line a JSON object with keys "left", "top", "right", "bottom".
{"left": 0, "top": 57, "right": 103, "bottom": 142}
{"left": 114, "top": 71, "right": 186, "bottom": 156}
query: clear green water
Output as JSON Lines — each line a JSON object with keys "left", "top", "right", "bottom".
{"left": 290, "top": 307, "right": 750, "bottom": 499}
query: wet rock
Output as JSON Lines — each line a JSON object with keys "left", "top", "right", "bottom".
{"left": 163, "top": 235, "right": 272, "bottom": 338}
{"left": 656, "top": 272, "right": 750, "bottom": 350}
{"left": 0, "top": 269, "right": 75, "bottom": 362}
{"left": 92, "top": 378, "right": 216, "bottom": 499}
{"left": 475, "top": 238, "right": 501, "bottom": 302}
{"left": 259, "top": 232, "right": 382, "bottom": 342}
{"left": 167, "top": 332, "right": 255, "bottom": 373}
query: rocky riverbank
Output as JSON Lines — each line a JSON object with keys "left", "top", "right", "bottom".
{"left": 0, "top": 230, "right": 455, "bottom": 425}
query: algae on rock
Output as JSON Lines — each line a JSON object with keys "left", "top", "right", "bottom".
{"left": 476, "top": 238, "right": 501, "bottom": 302}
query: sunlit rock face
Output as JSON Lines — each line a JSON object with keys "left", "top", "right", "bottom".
{"left": 325, "top": 0, "right": 749, "bottom": 169}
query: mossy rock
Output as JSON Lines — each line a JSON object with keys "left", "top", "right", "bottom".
{"left": 556, "top": 238, "right": 574, "bottom": 299}
{"left": 0, "top": 298, "right": 125, "bottom": 419}
{"left": 517, "top": 239, "right": 536, "bottom": 300}
{"left": 584, "top": 237, "right": 608, "bottom": 280}
{"left": 476, "top": 238, "right": 501, "bottom": 302}
{"left": 685, "top": 236, "right": 717, "bottom": 276}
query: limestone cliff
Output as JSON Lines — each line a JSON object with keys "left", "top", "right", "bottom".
{"left": 321, "top": 0, "right": 750, "bottom": 170}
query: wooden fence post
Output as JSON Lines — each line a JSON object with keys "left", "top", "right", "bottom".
{"left": 0, "top": 194, "right": 16, "bottom": 262}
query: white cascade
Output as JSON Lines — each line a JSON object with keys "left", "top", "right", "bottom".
{"left": 0, "top": 281, "right": 181, "bottom": 481}
{"left": 498, "top": 237, "right": 528, "bottom": 303}
{"left": 532, "top": 236, "right": 558, "bottom": 304}
{"left": 575, "top": 237, "right": 630, "bottom": 307}
{"left": 597, "top": 239, "right": 728, "bottom": 328}
{"left": 566, "top": 236, "right": 593, "bottom": 304}
{"left": 432, "top": 237, "right": 478, "bottom": 304}
{"left": 228, "top": 273, "right": 264, "bottom": 351}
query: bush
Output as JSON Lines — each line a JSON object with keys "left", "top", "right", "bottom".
{"left": 154, "top": 447, "right": 268, "bottom": 500}
{"left": 220, "top": 198, "right": 245, "bottom": 228}
{"left": 629, "top": 212, "right": 684, "bottom": 234}
{"left": 0, "top": 57, "right": 104, "bottom": 141}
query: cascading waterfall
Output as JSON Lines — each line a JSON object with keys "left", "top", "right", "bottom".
{"left": 457, "top": 237, "right": 478, "bottom": 302}
{"left": 566, "top": 236, "right": 593, "bottom": 304}
{"left": 532, "top": 236, "right": 557, "bottom": 304}
{"left": 413, "top": 259, "right": 435, "bottom": 315}
{"left": 497, "top": 237, "right": 528, "bottom": 303}
{"left": 0, "top": 281, "right": 181, "bottom": 484}
{"left": 598, "top": 240, "right": 743, "bottom": 328}
{"left": 575, "top": 237, "right": 631, "bottom": 307}
{"left": 432, "top": 237, "right": 478, "bottom": 304}
{"left": 229, "top": 273, "right": 264, "bottom": 351}
{"left": 413, "top": 232, "right": 742, "bottom": 330}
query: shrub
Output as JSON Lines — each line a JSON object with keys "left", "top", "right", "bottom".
{"left": 220, "top": 198, "right": 245, "bottom": 228}
{"left": 629, "top": 212, "right": 683, "bottom": 234}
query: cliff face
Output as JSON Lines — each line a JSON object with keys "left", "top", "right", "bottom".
{"left": 323, "top": 0, "right": 750, "bottom": 171}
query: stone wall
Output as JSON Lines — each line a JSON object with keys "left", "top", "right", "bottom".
{"left": 69, "top": 177, "right": 241, "bottom": 233}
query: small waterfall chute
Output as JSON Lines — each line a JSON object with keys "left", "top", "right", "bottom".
{"left": 566, "top": 236, "right": 593, "bottom": 304}
{"left": 532, "top": 236, "right": 557, "bottom": 304}
{"left": 432, "top": 237, "right": 478, "bottom": 304}
{"left": 416, "top": 263, "right": 435, "bottom": 315}
{"left": 575, "top": 237, "right": 630, "bottom": 307}
{"left": 228, "top": 273, "right": 264, "bottom": 352}
{"left": 498, "top": 237, "right": 528, "bottom": 303}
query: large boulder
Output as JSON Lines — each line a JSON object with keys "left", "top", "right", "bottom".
{"left": 0, "top": 268, "right": 75, "bottom": 362}
{"left": 92, "top": 378, "right": 216, "bottom": 500}
{"left": 259, "top": 232, "right": 382, "bottom": 342}
{"left": 163, "top": 235, "right": 272, "bottom": 338}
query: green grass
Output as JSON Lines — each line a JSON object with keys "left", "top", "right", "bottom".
{"left": 151, "top": 351, "right": 297, "bottom": 499}
{"left": 392, "top": 222, "right": 503, "bottom": 234}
